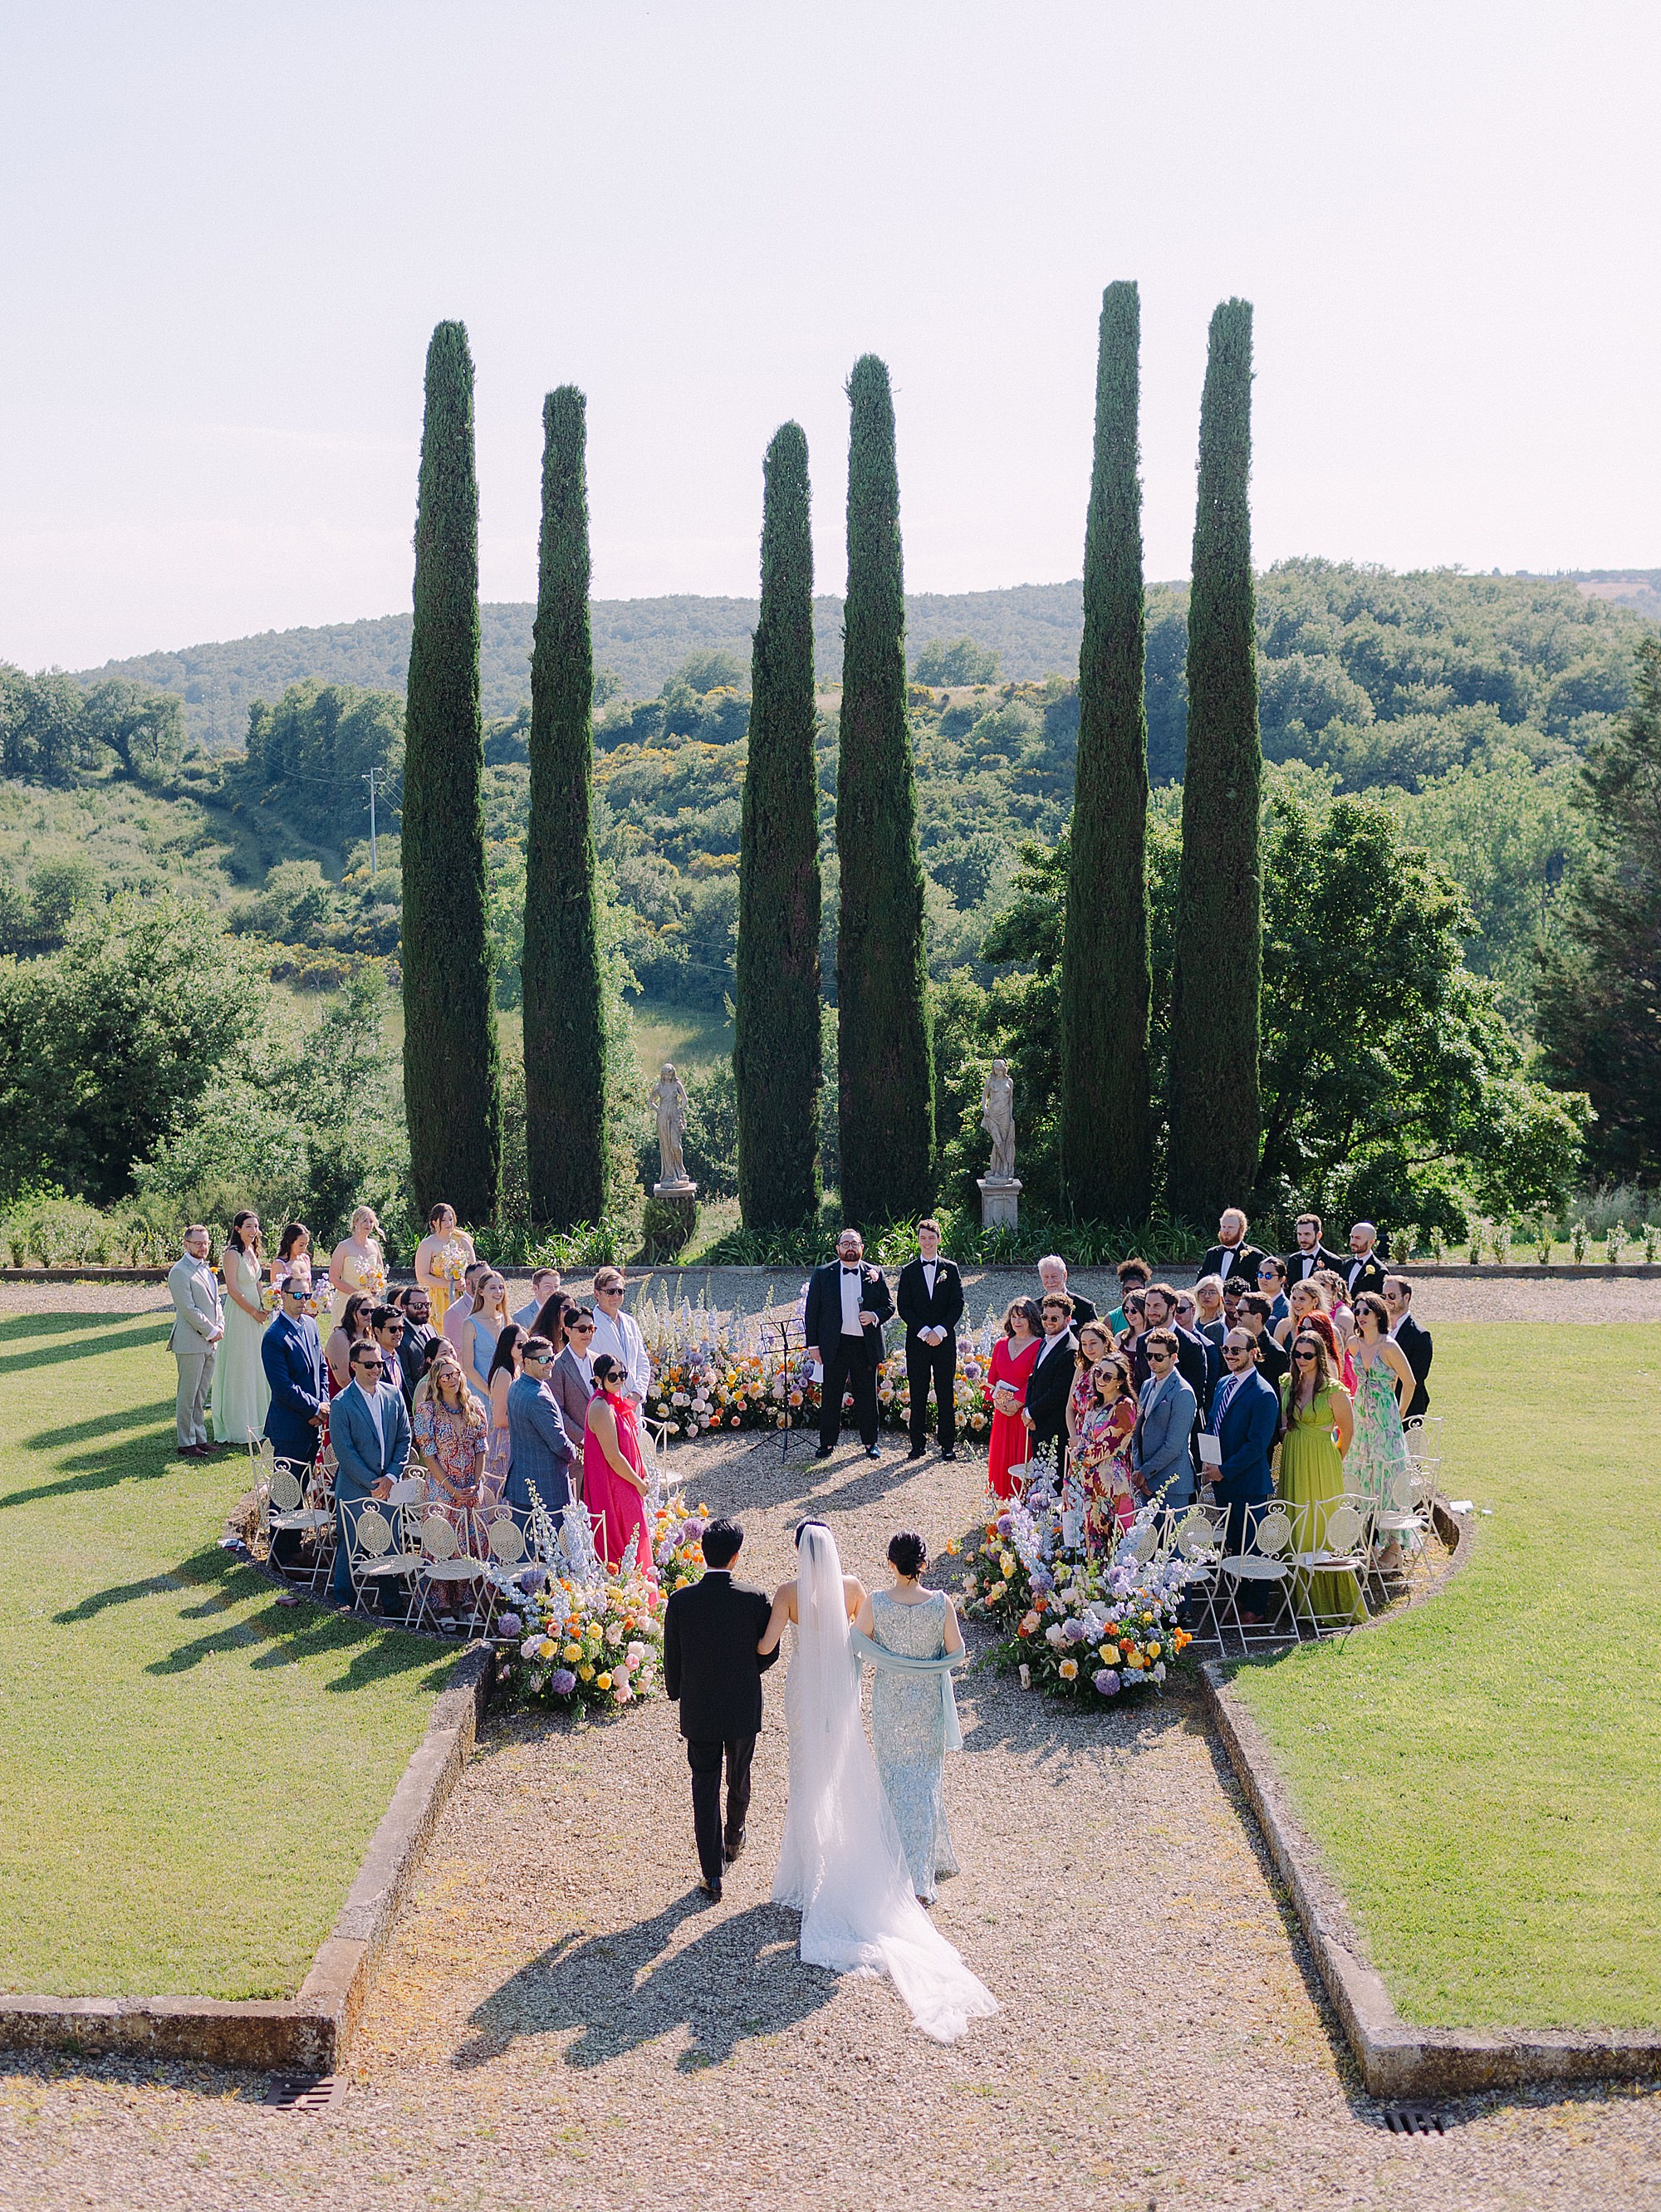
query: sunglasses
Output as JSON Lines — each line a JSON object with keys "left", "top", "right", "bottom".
{"left": 1293, "top": 1349, "right": 1317, "bottom": 1362}
{"left": 1223, "top": 1343, "right": 1252, "bottom": 1356}
{"left": 569, "top": 1322, "right": 595, "bottom": 1334}
{"left": 1148, "top": 1348, "right": 1173, "bottom": 1361}
{"left": 355, "top": 1357, "right": 385, "bottom": 1372}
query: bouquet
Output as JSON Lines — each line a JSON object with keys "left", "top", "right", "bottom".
{"left": 651, "top": 1489, "right": 709, "bottom": 1597}
{"left": 502, "top": 1567, "right": 664, "bottom": 1712}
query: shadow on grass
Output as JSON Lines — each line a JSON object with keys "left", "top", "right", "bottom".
{"left": 23, "top": 1398, "right": 176, "bottom": 1450}
{"left": 0, "top": 1434, "right": 180, "bottom": 1513}
{"left": 0, "top": 1311, "right": 167, "bottom": 1377}
{"left": 453, "top": 1895, "right": 835, "bottom": 2071}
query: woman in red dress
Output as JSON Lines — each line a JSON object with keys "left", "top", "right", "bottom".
{"left": 985, "top": 1297, "right": 1043, "bottom": 1500}
{"left": 581, "top": 1353, "right": 658, "bottom": 1581}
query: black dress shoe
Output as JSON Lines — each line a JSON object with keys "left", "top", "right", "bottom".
{"left": 939, "top": 1448, "right": 958, "bottom": 1462}
{"left": 905, "top": 1446, "right": 927, "bottom": 1461}
{"left": 814, "top": 1445, "right": 835, "bottom": 1459}
{"left": 699, "top": 1876, "right": 723, "bottom": 1902}
{"left": 865, "top": 1444, "right": 882, "bottom": 1459}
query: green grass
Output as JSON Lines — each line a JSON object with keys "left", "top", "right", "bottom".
{"left": 630, "top": 997, "right": 733, "bottom": 1083}
{"left": 0, "top": 1309, "right": 449, "bottom": 1999}
{"left": 1231, "top": 1322, "right": 1661, "bottom": 2029}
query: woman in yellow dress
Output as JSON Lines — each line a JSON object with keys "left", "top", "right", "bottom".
{"left": 1277, "top": 1328, "right": 1363, "bottom": 1626}
{"left": 414, "top": 1201, "right": 476, "bottom": 1327}
{"left": 328, "top": 1205, "right": 387, "bottom": 1332}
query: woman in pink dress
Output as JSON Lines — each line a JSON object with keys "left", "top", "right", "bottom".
{"left": 984, "top": 1298, "right": 1043, "bottom": 1501}
{"left": 581, "top": 1353, "right": 657, "bottom": 1581}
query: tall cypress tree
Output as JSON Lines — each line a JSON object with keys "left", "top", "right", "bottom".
{"left": 402, "top": 320, "right": 500, "bottom": 1224}
{"left": 1165, "top": 298, "right": 1262, "bottom": 1221}
{"left": 523, "top": 385, "right": 608, "bottom": 1225}
{"left": 1061, "top": 280, "right": 1151, "bottom": 1222}
{"left": 735, "top": 422, "right": 822, "bottom": 1229}
{"left": 836, "top": 355, "right": 934, "bottom": 1225}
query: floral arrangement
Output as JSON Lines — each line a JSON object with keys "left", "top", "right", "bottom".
{"left": 502, "top": 1567, "right": 664, "bottom": 1712}
{"left": 961, "top": 1489, "right": 1193, "bottom": 1700}
{"left": 651, "top": 1490, "right": 709, "bottom": 1596}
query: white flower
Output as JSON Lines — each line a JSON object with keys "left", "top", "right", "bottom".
{"left": 672, "top": 1390, "right": 690, "bottom": 1407}
{"left": 1044, "top": 1623, "right": 1066, "bottom": 1647}
{"left": 1154, "top": 1661, "right": 1167, "bottom": 1681}
{"left": 625, "top": 1641, "right": 646, "bottom": 1667}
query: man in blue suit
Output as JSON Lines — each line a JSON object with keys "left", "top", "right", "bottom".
{"left": 262, "top": 1277, "right": 327, "bottom": 1470}
{"left": 505, "top": 1337, "right": 577, "bottom": 1518}
{"left": 1131, "top": 1331, "right": 1198, "bottom": 1509}
{"left": 1205, "top": 1330, "right": 1282, "bottom": 1559}
{"left": 329, "top": 1339, "right": 412, "bottom": 1607}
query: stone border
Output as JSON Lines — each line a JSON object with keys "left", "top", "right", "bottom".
{"left": 1202, "top": 1506, "right": 1661, "bottom": 2094}
{"left": 0, "top": 1642, "right": 493, "bottom": 2070}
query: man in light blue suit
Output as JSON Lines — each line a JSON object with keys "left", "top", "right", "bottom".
{"left": 1132, "top": 1330, "right": 1198, "bottom": 1509}
{"left": 330, "top": 1339, "right": 412, "bottom": 1606}
{"left": 1205, "top": 1331, "right": 1282, "bottom": 1558}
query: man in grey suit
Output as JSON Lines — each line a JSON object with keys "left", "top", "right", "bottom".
{"left": 505, "top": 1338, "right": 577, "bottom": 1517}
{"left": 1131, "top": 1328, "right": 1198, "bottom": 1510}
{"left": 329, "top": 1339, "right": 412, "bottom": 1609}
{"left": 550, "top": 1308, "right": 597, "bottom": 1458}
{"left": 168, "top": 1225, "right": 224, "bottom": 1459}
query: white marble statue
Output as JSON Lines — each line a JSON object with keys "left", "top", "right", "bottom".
{"left": 649, "top": 1062, "right": 691, "bottom": 1189}
{"left": 980, "top": 1059, "right": 1017, "bottom": 1181}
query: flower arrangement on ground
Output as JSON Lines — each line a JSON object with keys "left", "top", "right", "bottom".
{"left": 503, "top": 1568, "right": 664, "bottom": 1713}
{"left": 651, "top": 1490, "right": 709, "bottom": 1596}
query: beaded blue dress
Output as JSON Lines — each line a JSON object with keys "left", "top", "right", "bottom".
{"left": 870, "top": 1588, "right": 958, "bottom": 1902}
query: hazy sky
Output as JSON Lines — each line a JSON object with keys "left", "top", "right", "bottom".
{"left": 2, "top": 1, "right": 1657, "bottom": 669}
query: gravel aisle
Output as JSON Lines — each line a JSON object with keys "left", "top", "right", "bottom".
{"left": 3, "top": 1430, "right": 1659, "bottom": 2209}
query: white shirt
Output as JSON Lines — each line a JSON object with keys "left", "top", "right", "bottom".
{"left": 1034, "top": 1326, "right": 1071, "bottom": 1366}
{"left": 921, "top": 1259, "right": 938, "bottom": 1295}
{"left": 590, "top": 1305, "right": 651, "bottom": 1400}
{"left": 840, "top": 1266, "right": 865, "bottom": 1337}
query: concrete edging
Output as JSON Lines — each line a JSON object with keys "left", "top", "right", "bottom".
{"left": 0, "top": 1641, "right": 494, "bottom": 2071}
{"left": 1201, "top": 1518, "right": 1661, "bottom": 2095}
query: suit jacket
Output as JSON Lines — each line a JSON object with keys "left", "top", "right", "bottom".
{"left": 167, "top": 1255, "right": 223, "bottom": 1355}
{"left": 549, "top": 1346, "right": 595, "bottom": 1451}
{"left": 896, "top": 1256, "right": 964, "bottom": 1339}
{"left": 803, "top": 1260, "right": 893, "bottom": 1368}
{"left": 1132, "top": 1369, "right": 1197, "bottom": 1492}
{"left": 1281, "top": 1243, "right": 1345, "bottom": 1284}
{"left": 1204, "top": 1367, "right": 1280, "bottom": 1503}
{"left": 1160, "top": 1322, "right": 1214, "bottom": 1415}
{"left": 1394, "top": 1312, "right": 1433, "bottom": 1420}
{"left": 1341, "top": 1251, "right": 1389, "bottom": 1300}
{"left": 1252, "top": 1330, "right": 1291, "bottom": 1389}
{"left": 331, "top": 1379, "right": 412, "bottom": 1506}
{"left": 1046, "top": 1288, "right": 1098, "bottom": 1327}
{"left": 505, "top": 1371, "right": 576, "bottom": 1513}
{"left": 394, "top": 1321, "right": 435, "bottom": 1410}
{"left": 262, "top": 1309, "right": 326, "bottom": 1462}
{"left": 1024, "top": 1329, "right": 1077, "bottom": 1449}
{"left": 1203, "top": 1243, "right": 1267, "bottom": 1290}
{"left": 663, "top": 1570, "right": 778, "bottom": 1742}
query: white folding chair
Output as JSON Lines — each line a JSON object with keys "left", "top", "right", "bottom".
{"left": 1218, "top": 1503, "right": 1298, "bottom": 1650}
{"left": 478, "top": 1510, "right": 534, "bottom": 1636}
{"left": 1288, "top": 1498, "right": 1369, "bottom": 1636}
{"left": 1171, "top": 1505, "right": 1226, "bottom": 1647}
{"left": 340, "top": 1496, "right": 424, "bottom": 1619}
{"left": 265, "top": 1459, "right": 336, "bottom": 1594}
{"left": 413, "top": 1511, "right": 486, "bottom": 1633}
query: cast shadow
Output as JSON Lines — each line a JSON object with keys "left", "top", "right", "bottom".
{"left": 24, "top": 1398, "right": 175, "bottom": 1451}
{"left": 0, "top": 1311, "right": 167, "bottom": 1378}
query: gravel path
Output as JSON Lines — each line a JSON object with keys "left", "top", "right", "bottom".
{"left": 3, "top": 1430, "right": 1659, "bottom": 2209}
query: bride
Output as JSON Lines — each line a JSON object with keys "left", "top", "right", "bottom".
{"left": 757, "top": 1519, "right": 997, "bottom": 2044}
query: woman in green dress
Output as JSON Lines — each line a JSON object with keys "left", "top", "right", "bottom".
{"left": 1277, "top": 1329, "right": 1363, "bottom": 1626}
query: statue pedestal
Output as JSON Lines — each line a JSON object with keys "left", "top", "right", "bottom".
{"left": 977, "top": 1177, "right": 1022, "bottom": 1231}
{"left": 643, "top": 1184, "right": 698, "bottom": 1262}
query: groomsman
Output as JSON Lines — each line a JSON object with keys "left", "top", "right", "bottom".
{"left": 1383, "top": 1275, "right": 1433, "bottom": 1420}
{"left": 804, "top": 1229, "right": 894, "bottom": 1459}
{"left": 897, "top": 1218, "right": 964, "bottom": 1460}
{"left": 1201, "top": 1209, "right": 1267, "bottom": 1291}
{"left": 1342, "top": 1222, "right": 1389, "bottom": 1301}
{"left": 1281, "top": 1213, "right": 1345, "bottom": 1284}
{"left": 168, "top": 1225, "right": 223, "bottom": 1459}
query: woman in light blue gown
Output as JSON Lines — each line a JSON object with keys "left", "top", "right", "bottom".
{"left": 856, "top": 1533, "right": 964, "bottom": 1904}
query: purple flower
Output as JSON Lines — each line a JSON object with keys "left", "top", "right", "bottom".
{"left": 497, "top": 1612, "right": 522, "bottom": 1639}
{"left": 996, "top": 1513, "right": 1014, "bottom": 1537}
{"left": 1063, "top": 1617, "right": 1089, "bottom": 1643}
{"left": 1030, "top": 1569, "right": 1055, "bottom": 1594}
{"left": 1094, "top": 1669, "right": 1120, "bottom": 1696}
{"left": 549, "top": 1668, "right": 577, "bottom": 1695}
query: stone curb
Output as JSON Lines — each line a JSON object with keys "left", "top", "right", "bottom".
{"left": 0, "top": 1641, "right": 494, "bottom": 2071}
{"left": 1201, "top": 1507, "right": 1661, "bottom": 2095}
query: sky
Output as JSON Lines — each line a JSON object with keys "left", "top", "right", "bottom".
{"left": 2, "top": 0, "right": 1658, "bottom": 670}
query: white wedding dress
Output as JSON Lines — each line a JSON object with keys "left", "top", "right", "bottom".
{"left": 771, "top": 1523, "right": 997, "bottom": 2043}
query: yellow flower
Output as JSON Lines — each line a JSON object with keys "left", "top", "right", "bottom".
{"left": 1058, "top": 1658, "right": 1079, "bottom": 1680}
{"left": 1098, "top": 1643, "right": 1115, "bottom": 1664}
{"left": 1146, "top": 1641, "right": 1161, "bottom": 1660}
{"left": 577, "top": 1664, "right": 595, "bottom": 1681}
{"left": 595, "top": 1672, "right": 612, "bottom": 1691}
{"left": 561, "top": 1642, "right": 581, "bottom": 1664}
{"left": 1140, "top": 1611, "right": 1154, "bottom": 1625}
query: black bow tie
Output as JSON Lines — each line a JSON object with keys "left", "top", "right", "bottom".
{"left": 842, "top": 1268, "right": 860, "bottom": 1275}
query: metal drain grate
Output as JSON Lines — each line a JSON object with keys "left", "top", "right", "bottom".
{"left": 264, "top": 2073, "right": 345, "bottom": 2114}
{"left": 1383, "top": 2106, "right": 1445, "bottom": 2136}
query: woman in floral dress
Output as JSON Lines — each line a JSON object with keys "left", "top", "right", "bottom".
{"left": 1074, "top": 1355, "right": 1139, "bottom": 1550}
{"left": 412, "top": 1353, "right": 487, "bottom": 1621}
{"left": 1347, "top": 1292, "right": 1418, "bottom": 1569}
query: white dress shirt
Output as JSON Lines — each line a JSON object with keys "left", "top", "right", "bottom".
{"left": 590, "top": 1305, "right": 651, "bottom": 1400}
{"left": 840, "top": 1266, "right": 865, "bottom": 1337}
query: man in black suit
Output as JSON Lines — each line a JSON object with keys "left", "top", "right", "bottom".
{"left": 394, "top": 1287, "right": 437, "bottom": 1411}
{"left": 897, "top": 1217, "right": 964, "bottom": 1461}
{"left": 1383, "top": 1275, "right": 1433, "bottom": 1421}
{"left": 1238, "top": 1293, "right": 1290, "bottom": 1387}
{"left": 1037, "top": 1256, "right": 1096, "bottom": 1327}
{"left": 803, "top": 1229, "right": 894, "bottom": 1459}
{"left": 1281, "top": 1212, "right": 1345, "bottom": 1284}
{"left": 1342, "top": 1221, "right": 1389, "bottom": 1302}
{"left": 663, "top": 1517, "right": 778, "bottom": 1901}
{"left": 1023, "top": 1292, "right": 1077, "bottom": 1462}
{"left": 1200, "top": 1209, "right": 1268, "bottom": 1292}
{"left": 1143, "top": 1281, "right": 1213, "bottom": 1416}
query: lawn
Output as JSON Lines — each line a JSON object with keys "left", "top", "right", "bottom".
{"left": 1231, "top": 1322, "right": 1661, "bottom": 2029}
{"left": 630, "top": 996, "right": 733, "bottom": 1082}
{"left": 0, "top": 1307, "right": 449, "bottom": 2000}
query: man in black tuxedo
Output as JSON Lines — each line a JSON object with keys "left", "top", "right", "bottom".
{"left": 1023, "top": 1292, "right": 1077, "bottom": 1461}
{"left": 1281, "top": 1212, "right": 1345, "bottom": 1284}
{"left": 1201, "top": 1209, "right": 1268, "bottom": 1292}
{"left": 663, "top": 1517, "right": 778, "bottom": 1901}
{"left": 1383, "top": 1275, "right": 1433, "bottom": 1420}
{"left": 897, "top": 1217, "right": 964, "bottom": 1461}
{"left": 803, "top": 1229, "right": 894, "bottom": 1459}
{"left": 1342, "top": 1221, "right": 1389, "bottom": 1302}
{"left": 394, "top": 1287, "right": 437, "bottom": 1412}
{"left": 1037, "top": 1255, "right": 1096, "bottom": 1327}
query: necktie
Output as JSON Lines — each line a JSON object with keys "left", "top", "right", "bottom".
{"left": 1215, "top": 1375, "right": 1241, "bottom": 1432}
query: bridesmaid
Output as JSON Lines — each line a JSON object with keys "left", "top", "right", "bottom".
{"left": 581, "top": 1353, "right": 655, "bottom": 1579}
{"left": 856, "top": 1533, "right": 963, "bottom": 1905}
{"left": 1277, "top": 1330, "right": 1363, "bottom": 1626}
{"left": 269, "top": 1220, "right": 313, "bottom": 1299}
{"left": 984, "top": 1298, "right": 1042, "bottom": 1501}
{"left": 210, "top": 1212, "right": 271, "bottom": 1445}
{"left": 329, "top": 1206, "right": 386, "bottom": 1332}
{"left": 414, "top": 1201, "right": 476, "bottom": 1328}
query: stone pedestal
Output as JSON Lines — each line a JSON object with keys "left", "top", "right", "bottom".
{"left": 977, "top": 1176, "right": 1022, "bottom": 1231}
{"left": 643, "top": 1184, "right": 698, "bottom": 1261}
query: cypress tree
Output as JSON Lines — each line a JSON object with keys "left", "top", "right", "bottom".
{"left": 1165, "top": 298, "right": 1262, "bottom": 1221}
{"left": 835, "top": 355, "right": 934, "bottom": 1225}
{"left": 401, "top": 320, "right": 501, "bottom": 1224}
{"left": 523, "top": 386, "right": 608, "bottom": 1225}
{"left": 1061, "top": 280, "right": 1151, "bottom": 1222}
{"left": 734, "top": 422, "right": 822, "bottom": 1229}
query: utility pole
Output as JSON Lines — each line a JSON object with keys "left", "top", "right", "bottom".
{"left": 363, "top": 767, "right": 378, "bottom": 878}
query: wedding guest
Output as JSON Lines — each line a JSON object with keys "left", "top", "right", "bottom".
{"left": 370, "top": 1302, "right": 405, "bottom": 1384}
{"left": 484, "top": 1322, "right": 524, "bottom": 1500}
{"left": 414, "top": 1201, "right": 476, "bottom": 1327}
{"left": 1203, "top": 1329, "right": 1281, "bottom": 1560}
{"left": 1278, "top": 1332, "right": 1361, "bottom": 1625}
{"left": 329, "top": 1338, "right": 411, "bottom": 1611}
{"left": 412, "top": 1351, "right": 486, "bottom": 1622}
{"left": 1342, "top": 1222, "right": 1389, "bottom": 1301}
{"left": 395, "top": 1287, "right": 437, "bottom": 1410}
{"left": 262, "top": 1275, "right": 326, "bottom": 1474}
{"left": 1239, "top": 1293, "right": 1290, "bottom": 1387}
{"left": 1107, "top": 1258, "right": 1151, "bottom": 1336}
{"left": 1192, "top": 1275, "right": 1226, "bottom": 1340}
{"left": 898, "top": 1218, "right": 964, "bottom": 1462}
{"left": 463, "top": 1273, "right": 511, "bottom": 1397}
{"left": 328, "top": 1205, "right": 386, "bottom": 1332}
{"left": 551, "top": 1306, "right": 597, "bottom": 1456}
{"left": 1131, "top": 1330, "right": 1197, "bottom": 1510}
{"left": 1037, "top": 1254, "right": 1096, "bottom": 1327}
{"left": 1255, "top": 1256, "right": 1291, "bottom": 1325}
{"left": 270, "top": 1220, "right": 313, "bottom": 1298}
{"left": 326, "top": 1292, "right": 373, "bottom": 1395}
{"left": 1350, "top": 1292, "right": 1418, "bottom": 1568}
{"left": 1074, "top": 1355, "right": 1138, "bottom": 1547}
{"left": 1119, "top": 1290, "right": 1150, "bottom": 1386}
{"left": 168, "top": 1225, "right": 223, "bottom": 1460}
{"left": 855, "top": 1532, "right": 964, "bottom": 1904}
{"left": 985, "top": 1297, "right": 1043, "bottom": 1499}
{"left": 1276, "top": 1276, "right": 1328, "bottom": 1350}
{"left": 803, "top": 1230, "right": 894, "bottom": 1460}
{"left": 1201, "top": 1209, "right": 1267, "bottom": 1289}
{"left": 211, "top": 1210, "right": 271, "bottom": 1446}
{"left": 1066, "top": 1319, "right": 1116, "bottom": 1458}
{"left": 1142, "top": 1282, "right": 1213, "bottom": 1414}
{"left": 583, "top": 1352, "right": 654, "bottom": 1577}
{"left": 443, "top": 1262, "right": 488, "bottom": 1353}
{"left": 1022, "top": 1292, "right": 1078, "bottom": 1465}
{"left": 590, "top": 1267, "right": 653, "bottom": 1408}
{"left": 505, "top": 1335, "right": 576, "bottom": 1518}
{"left": 1222, "top": 1275, "right": 1253, "bottom": 1331}
{"left": 1173, "top": 1290, "right": 1199, "bottom": 1333}
{"left": 1281, "top": 1212, "right": 1343, "bottom": 1284}
{"left": 530, "top": 1289, "right": 572, "bottom": 1348}
{"left": 1312, "top": 1267, "right": 1355, "bottom": 1341}
{"left": 514, "top": 1268, "right": 561, "bottom": 1334}
{"left": 1383, "top": 1275, "right": 1433, "bottom": 1421}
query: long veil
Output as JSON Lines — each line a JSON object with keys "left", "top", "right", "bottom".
{"left": 772, "top": 1523, "right": 997, "bottom": 2043}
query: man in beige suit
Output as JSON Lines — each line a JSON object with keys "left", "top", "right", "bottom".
{"left": 168, "top": 1225, "right": 223, "bottom": 1459}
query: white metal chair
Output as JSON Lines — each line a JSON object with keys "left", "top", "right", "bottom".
{"left": 413, "top": 1511, "right": 486, "bottom": 1633}
{"left": 262, "top": 1459, "right": 336, "bottom": 1594}
{"left": 1218, "top": 1503, "right": 1298, "bottom": 1650}
{"left": 1288, "top": 1497, "right": 1369, "bottom": 1636}
{"left": 477, "top": 1510, "right": 535, "bottom": 1636}
{"left": 340, "top": 1495, "right": 424, "bottom": 1619}
{"left": 1171, "top": 1504, "right": 1226, "bottom": 1646}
